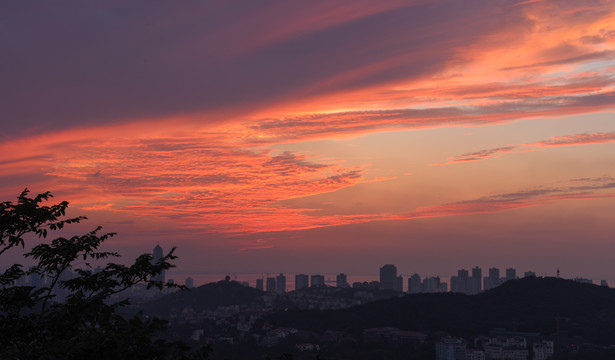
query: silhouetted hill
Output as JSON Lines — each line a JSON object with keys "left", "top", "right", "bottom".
{"left": 142, "top": 280, "right": 263, "bottom": 316}
{"left": 267, "top": 277, "right": 615, "bottom": 345}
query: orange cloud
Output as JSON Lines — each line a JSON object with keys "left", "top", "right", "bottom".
{"left": 2, "top": 0, "right": 615, "bottom": 243}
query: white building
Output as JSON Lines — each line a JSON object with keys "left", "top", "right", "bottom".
{"left": 502, "top": 349, "right": 528, "bottom": 360}
{"left": 468, "top": 349, "right": 486, "bottom": 360}
{"left": 532, "top": 340, "right": 554, "bottom": 360}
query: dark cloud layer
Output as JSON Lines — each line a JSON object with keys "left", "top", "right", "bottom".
{"left": 0, "top": 0, "right": 530, "bottom": 136}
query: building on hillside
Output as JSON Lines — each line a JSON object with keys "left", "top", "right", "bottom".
{"left": 484, "top": 267, "right": 502, "bottom": 291}
{"left": 295, "top": 274, "right": 309, "bottom": 290}
{"left": 573, "top": 277, "right": 592, "bottom": 284}
{"left": 505, "top": 268, "right": 517, "bottom": 281}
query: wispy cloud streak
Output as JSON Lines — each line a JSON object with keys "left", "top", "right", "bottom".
{"left": 435, "top": 131, "right": 615, "bottom": 165}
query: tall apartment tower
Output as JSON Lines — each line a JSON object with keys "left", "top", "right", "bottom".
{"left": 408, "top": 273, "right": 422, "bottom": 294}
{"left": 506, "top": 268, "right": 516, "bottom": 281}
{"left": 311, "top": 274, "right": 325, "bottom": 287}
{"left": 336, "top": 273, "right": 349, "bottom": 288}
{"left": 471, "top": 267, "right": 482, "bottom": 294}
{"left": 150, "top": 244, "right": 165, "bottom": 283}
{"left": 256, "top": 278, "right": 264, "bottom": 291}
{"left": 295, "top": 274, "right": 309, "bottom": 290}
{"left": 484, "top": 267, "right": 500, "bottom": 291}
{"left": 423, "top": 276, "right": 442, "bottom": 293}
{"left": 451, "top": 269, "right": 469, "bottom": 294}
{"left": 266, "top": 277, "right": 276, "bottom": 292}
{"left": 380, "top": 264, "right": 403, "bottom": 292}
{"left": 276, "top": 273, "right": 286, "bottom": 293}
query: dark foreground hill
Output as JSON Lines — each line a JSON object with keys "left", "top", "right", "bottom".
{"left": 267, "top": 277, "right": 615, "bottom": 345}
{"left": 142, "top": 280, "right": 263, "bottom": 316}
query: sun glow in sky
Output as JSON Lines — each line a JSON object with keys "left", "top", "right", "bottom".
{"left": 1, "top": 0, "right": 615, "bottom": 279}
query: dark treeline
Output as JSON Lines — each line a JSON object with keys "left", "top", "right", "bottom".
{"left": 267, "top": 277, "right": 615, "bottom": 345}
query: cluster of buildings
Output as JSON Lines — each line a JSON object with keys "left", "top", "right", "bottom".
{"left": 253, "top": 273, "right": 351, "bottom": 293}
{"left": 150, "top": 245, "right": 610, "bottom": 293}
{"left": 255, "top": 273, "right": 288, "bottom": 293}
{"left": 436, "top": 335, "right": 554, "bottom": 360}
{"left": 449, "top": 267, "right": 525, "bottom": 295}
{"left": 387, "top": 264, "right": 530, "bottom": 295}
{"left": 245, "top": 264, "right": 535, "bottom": 295}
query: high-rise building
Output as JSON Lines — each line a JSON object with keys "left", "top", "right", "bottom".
{"left": 436, "top": 337, "right": 467, "bottom": 360}
{"left": 295, "top": 274, "right": 309, "bottom": 290}
{"left": 276, "top": 273, "right": 286, "bottom": 293}
{"left": 505, "top": 268, "right": 516, "bottom": 281}
{"left": 311, "top": 274, "right": 325, "bottom": 287}
{"left": 336, "top": 273, "right": 349, "bottom": 288}
{"left": 524, "top": 271, "right": 536, "bottom": 278}
{"left": 439, "top": 282, "right": 448, "bottom": 293}
{"left": 471, "top": 267, "right": 482, "bottom": 294}
{"left": 423, "top": 276, "right": 441, "bottom": 293}
{"left": 185, "top": 277, "right": 194, "bottom": 289}
{"left": 408, "top": 273, "right": 422, "bottom": 294}
{"left": 256, "top": 278, "right": 264, "bottom": 291}
{"left": 451, "top": 269, "right": 469, "bottom": 294}
{"left": 380, "top": 264, "right": 403, "bottom": 292}
{"left": 150, "top": 244, "right": 165, "bottom": 283}
{"left": 266, "top": 277, "right": 277, "bottom": 292}
{"left": 484, "top": 267, "right": 500, "bottom": 291}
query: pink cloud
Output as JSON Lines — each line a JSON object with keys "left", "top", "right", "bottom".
{"left": 1, "top": 0, "right": 615, "bottom": 243}
{"left": 536, "top": 132, "right": 615, "bottom": 146}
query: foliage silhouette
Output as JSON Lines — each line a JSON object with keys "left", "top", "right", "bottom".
{"left": 0, "top": 189, "right": 208, "bottom": 359}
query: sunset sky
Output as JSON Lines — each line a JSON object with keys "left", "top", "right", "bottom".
{"left": 2, "top": 0, "right": 615, "bottom": 281}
